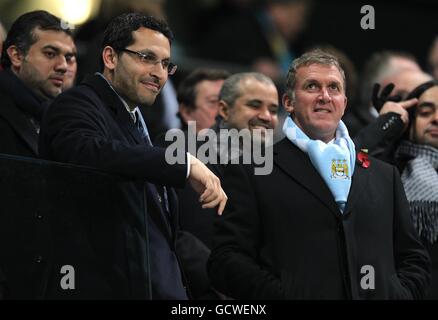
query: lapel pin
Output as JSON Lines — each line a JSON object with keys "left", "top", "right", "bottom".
{"left": 357, "top": 149, "right": 370, "bottom": 168}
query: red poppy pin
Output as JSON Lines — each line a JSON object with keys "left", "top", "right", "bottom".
{"left": 357, "top": 149, "right": 370, "bottom": 168}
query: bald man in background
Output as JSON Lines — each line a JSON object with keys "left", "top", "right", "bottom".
{"left": 354, "top": 69, "right": 433, "bottom": 162}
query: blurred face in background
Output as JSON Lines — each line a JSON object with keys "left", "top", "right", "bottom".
{"left": 220, "top": 77, "right": 279, "bottom": 143}
{"left": 411, "top": 86, "right": 438, "bottom": 148}
{"left": 179, "top": 79, "right": 224, "bottom": 132}
{"left": 62, "top": 51, "right": 77, "bottom": 90}
{"left": 429, "top": 39, "right": 438, "bottom": 80}
{"left": 381, "top": 69, "right": 432, "bottom": 101}
{"left": 0, "top": 22, "right": 6, "bottom": 60}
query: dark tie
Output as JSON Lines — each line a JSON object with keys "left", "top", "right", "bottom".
{"left": 135, "top": 109, "right": 170, "bottom": 214}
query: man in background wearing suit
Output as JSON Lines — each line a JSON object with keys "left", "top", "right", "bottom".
{"left": 0, "top": 10, "right": 76, "bottom": 157}
{"left": 39, "top": 13, "right": 227, "bottom": 299}
{"left": 208, "top": 49, "right": 430, "bottom": 299}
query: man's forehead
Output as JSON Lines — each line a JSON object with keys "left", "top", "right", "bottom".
{"left": 32, "top": 28, "right": 75, "bottom": 52}
{"left": 297, "top": 64, "right": 343, "bottom": 81}
{"left": 131, "top": 27, "right": 170, "bottom": 51}
{"left": 240, "top": 80, "right": 277, "bottom": 99}
{"left": 419, "top": 86, "right": 438, "bottom": 103}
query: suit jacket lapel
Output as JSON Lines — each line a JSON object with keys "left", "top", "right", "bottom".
{"left": 82, "top": 75, "right": 143, "bottom": 145}
{"left": 343, "top": 161, "right": 369, "bottom": 217}
{"left": 274, "top": 139, "right": 341, "bottom": 218}
{"left": 145, "top": 183, "right": 174, "bottom": 244}
{"left": 84, "top": 75, "right": 176, "bottom": 242}
{"left": 0, "top": 96, "right": 38, "bottom": 156}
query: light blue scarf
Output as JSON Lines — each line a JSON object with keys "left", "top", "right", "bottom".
{"left": 283, "top": 117, "right": 356, "bottom": 213}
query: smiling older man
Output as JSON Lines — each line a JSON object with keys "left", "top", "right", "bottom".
{"left": 208, "top": 49, "right": 431, "bottom": 299}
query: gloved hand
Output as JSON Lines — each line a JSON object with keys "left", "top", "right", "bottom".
{"left": 371, "top": 83, "right": 402, "bottom": 112}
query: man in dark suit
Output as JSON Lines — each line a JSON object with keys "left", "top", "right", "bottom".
{"left": 208, "top": 49, "right": 431, "bottom": 299}
{"left": 39, "top": 13, "right": 227, "bottom": 299}
{"left": 0, "top": 10, "right": 76, "bottom": 157}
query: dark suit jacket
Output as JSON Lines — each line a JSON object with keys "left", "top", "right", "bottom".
{"left": 39, "top": 74, "right": 189, "bottom": 299}
{"left": 208, "top": 138, "right": 431, "bottom": 299}
{"left": 0, "top": 69, "right": 45, "bottom": 157}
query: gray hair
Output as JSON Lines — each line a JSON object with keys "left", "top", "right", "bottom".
{"left": 219, "top": 72, "right": 275, "bottom": 107}
{"left": 285, "top": 49, "right": 346, "bottom": 99}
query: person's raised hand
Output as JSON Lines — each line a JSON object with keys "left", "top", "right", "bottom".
{"left": 188, "top": 154, "right": 227, "bottom": 215}
{"left": 372, "top": 83, "right": 402, "bottom": 112}
{"left": 379, "top": 98, "right": 418, "bottom": 127}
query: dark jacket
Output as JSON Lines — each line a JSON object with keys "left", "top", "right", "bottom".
{"left": 208, "top": 138, "right": 431, "bottom": 299}
{"left": 39, "top": 74, "right": 189, "bottom": 299}
{"left": 0, "top": 69, "right": 47, "bottom": 157}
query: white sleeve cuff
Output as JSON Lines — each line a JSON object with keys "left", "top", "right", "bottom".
{"left": 186, "top": 152, "right": 191, "bottom": 179}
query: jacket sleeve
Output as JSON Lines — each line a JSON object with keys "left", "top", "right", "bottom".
{"left": 39, "top": 89, "right": 187, "bottom": 188}
{"left": 208, "top": 163, "right": 284, "bottom": 299}
{"left": 353, "top": 112, "right": 404, "bottom": 156}
{"left": 392, "top": 166, "right": 431, "bottom": 299}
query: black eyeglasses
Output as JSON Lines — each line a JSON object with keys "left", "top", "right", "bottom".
{"left": 120, "top": 48, "right": 177, "bottom": 75}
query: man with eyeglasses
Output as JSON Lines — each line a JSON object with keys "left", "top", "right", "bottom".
{"left": 39, "top": 13, "right": 227, "bottom": 299}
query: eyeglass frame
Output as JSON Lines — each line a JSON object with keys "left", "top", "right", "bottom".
{"left": 118, "top": 48, "right": 177, "bottom": 75}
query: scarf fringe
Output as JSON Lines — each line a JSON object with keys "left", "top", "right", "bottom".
{"left": 410, "top": 201, "right": 438, "bottom": 244}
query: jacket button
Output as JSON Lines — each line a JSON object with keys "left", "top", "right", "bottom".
{"left": 35, "top": 212, "right": 43, "bottom": 219}
{"left": 34, "top": 255, "right": 43, "bottom": 263}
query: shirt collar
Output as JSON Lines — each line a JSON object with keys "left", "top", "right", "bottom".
{"left": 95, "top": 72, "right": 138, "bottom": 123}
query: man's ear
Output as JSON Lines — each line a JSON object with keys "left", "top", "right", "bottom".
{"left": 283, "top": 93, "right": 294, "bottom": 114}
{"left": 102, "top": 46, "right": 118, "bottom": 71}
{"left": 218, "top": 100, "right": 230, "bottom": 121}
{"left": 6, "top": 45, "right": 24, "bottom": 70}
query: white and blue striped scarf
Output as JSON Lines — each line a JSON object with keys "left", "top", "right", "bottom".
{"left": 395, "top": 140, "right": 438, "bottom": 244}
{"left": 283, "top": 116, "right": 356, "bottom": 213}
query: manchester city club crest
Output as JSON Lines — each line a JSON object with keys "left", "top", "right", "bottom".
{"left": 331, "top": 159, "right": 350, "bottom": 180}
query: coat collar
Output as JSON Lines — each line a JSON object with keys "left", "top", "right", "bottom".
{"left": 0, "top": 69, "right": 45, "bottom": 156}
{"left": 82, "top": 74, "right": 144, "bottom": 145}
{"left": 274, "top": 138, "right": 368, "bottom": 219}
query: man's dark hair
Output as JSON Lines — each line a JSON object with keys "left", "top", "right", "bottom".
{"left": 177, "top": 68, "right": 230, "bottom": 111}
{"left": 1, "top": 10, "right": 72, "bottom": 68}
{"left": 101, "top": 13, "right": 174, "bottom": 70}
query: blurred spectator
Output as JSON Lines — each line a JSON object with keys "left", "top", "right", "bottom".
{"left": 428, "top": 36, "right": 438, "bottom": 80}
{"left": 177, "top": 68, "right": 230, "bottom": 132}
{"left": 394, "top": 80, "right": 438, "bottom": 298}
{"left": 350, "top": 51, "right": 421, "bottom": 136}
{"left": 352, "top": 69, "right": 431, "bottom": 162}
{"left": 199, "top": 0, "right": 312, "bottom": 83}
{"left": 0, "top": 20, "right": 6, "bottom": 70}
{"left": 0, "top": 10, "right": 76, "bottom": 157}
{"left": 61, "top": 48, "right": 77, "bottom": 91}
